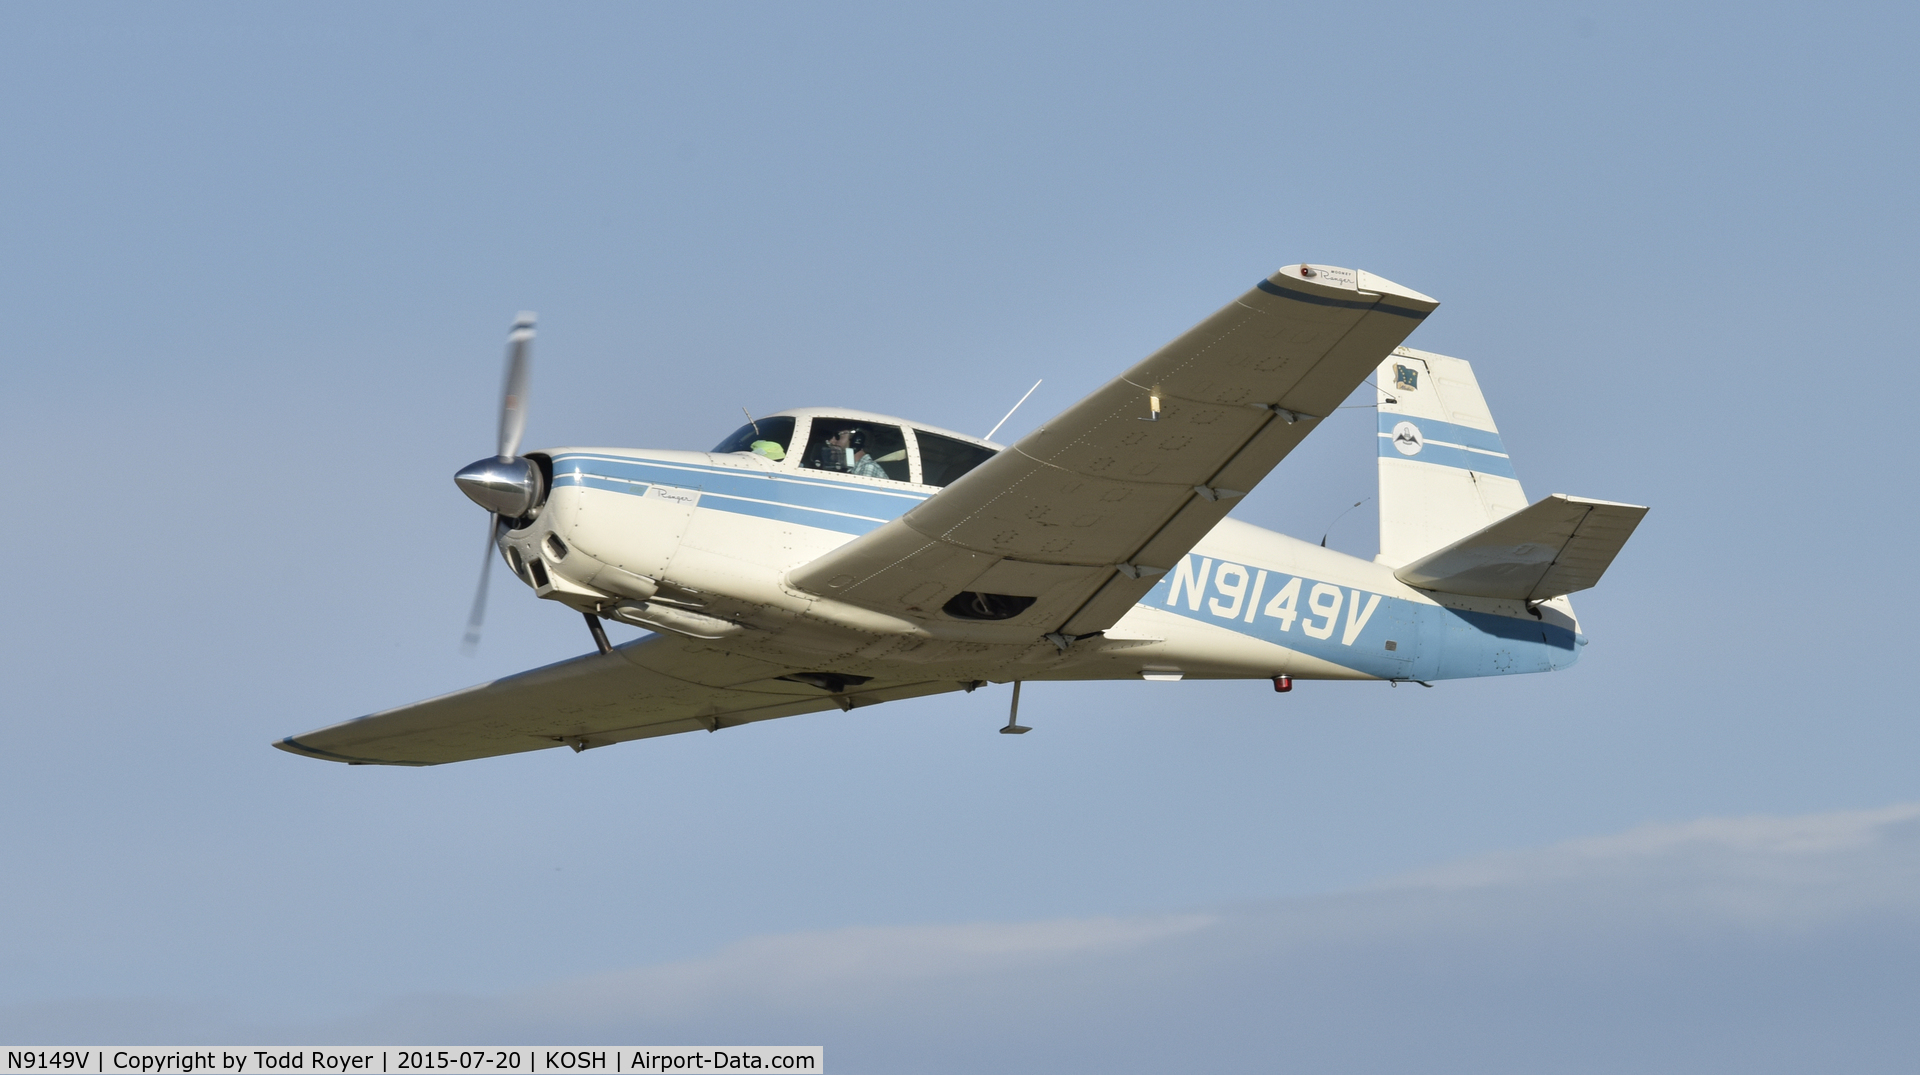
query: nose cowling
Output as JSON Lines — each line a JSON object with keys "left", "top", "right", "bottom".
{"left": 455, "top": 456, "right": 545, "bottom": 518}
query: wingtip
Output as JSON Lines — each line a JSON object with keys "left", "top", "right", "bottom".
{"left": 273, "top": 735, "right": 343, "bottom": 762}
{"left": 1267, "top": 264, "right": 1439, "bottom": 310}
{"left": 1356, "top": 269, "right": 1438, "bottom": 308}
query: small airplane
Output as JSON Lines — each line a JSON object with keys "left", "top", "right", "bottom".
{"left": 277, "top": 263, "right": 1647, "bottom": 766}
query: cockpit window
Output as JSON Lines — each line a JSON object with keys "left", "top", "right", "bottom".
{"left": 712, "top": 416, "right": 797, "bottom": 461}
{"left": 915, "top": 429, "right": 997, "bottom": 487}
{"left": 799, "top": 419, "right": 910, "bottom": 482}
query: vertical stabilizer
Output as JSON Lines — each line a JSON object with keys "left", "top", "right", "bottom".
{"left": 1375, "top": 347, "right": 1529, "bottom": 566}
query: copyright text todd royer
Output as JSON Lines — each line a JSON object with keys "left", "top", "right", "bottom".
{"left": 3, "top": 1051, "right": 821, "bottom": 1074}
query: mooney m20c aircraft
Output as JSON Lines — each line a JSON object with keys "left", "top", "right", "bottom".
{"left": 278, "top": 263, "right": 1646, "bottom": 766}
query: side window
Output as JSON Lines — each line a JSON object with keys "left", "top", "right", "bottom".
{"left": 915, "top": 429, "right": 997, "bottom": 487}
{"left": 711, "top": 416, "right": 796, "bottom": 461}
{"left": 799, "top": 419, "right": 910, "bottom": 482}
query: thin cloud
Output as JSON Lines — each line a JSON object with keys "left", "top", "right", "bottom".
{"left": 360, "top": 801, "right": 1920, "bottom": 1070}
{"left": 13, "top": 804, "right": 1920, "bottom": 1072}
{"left": 512, "top": 913, "right": 1217, "bottom": 1024}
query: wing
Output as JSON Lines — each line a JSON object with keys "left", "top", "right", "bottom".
{"left": 791, "top": 264, "right": 1438, "bottom": 638}
{"left": 275, "top": 633, "right": 965, "bottom": 765}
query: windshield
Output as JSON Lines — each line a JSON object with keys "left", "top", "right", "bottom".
{"left": 711, "top": 416, "right": 797, "bottom": 461}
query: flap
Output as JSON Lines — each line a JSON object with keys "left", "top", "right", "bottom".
{"left": 790, "top": 263, "right": 1438, "bottom": 638}
{"left": 275, "top": 633, "right": 962, "bottom": 766}
{"left": 1393, "top": 494, "right": 1649, "bottom": 601}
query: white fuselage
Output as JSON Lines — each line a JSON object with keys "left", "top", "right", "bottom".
{"left": 499, "top": 443, "right": 1583, "bottom": 688}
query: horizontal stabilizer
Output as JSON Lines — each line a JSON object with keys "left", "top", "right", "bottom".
{"left": 1393, "top": 494, "right": 1648, "bottom": 601}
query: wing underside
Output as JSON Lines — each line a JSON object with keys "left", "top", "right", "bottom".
{"left": 276, "top": 634, "right": 962, "bottom": 766}
{"left": 791, "top": 264, "right": 1439, "bottom": 639}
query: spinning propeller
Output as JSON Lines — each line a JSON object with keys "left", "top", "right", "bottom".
{"left": 455, "top": 313, "right": 542, "bottom": 650}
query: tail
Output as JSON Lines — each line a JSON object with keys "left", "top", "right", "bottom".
{"left": 1375, "top": 346, "right": 1646, "bottom": 601}
{"left": 1375, "top": 347, "right": 1529, "bottom": 567}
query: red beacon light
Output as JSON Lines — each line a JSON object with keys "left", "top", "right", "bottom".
{"left": 1271, "top": 675, "right": 1293, "bottom": 693}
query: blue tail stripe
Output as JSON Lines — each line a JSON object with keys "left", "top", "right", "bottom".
{"left": 1377, "top": 435, "right": 1520, "bottom": 479}
{"left": 1376, "top": 413, "right": 1509, "bottom": 455}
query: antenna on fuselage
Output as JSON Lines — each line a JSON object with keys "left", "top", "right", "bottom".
{"left": 742, "top": 407, "right": 760, "bottom": 435}
{"left": 1000, "top": 680, "right": 1031, "bottom": 734}
{"left": 984, "top": 379, "right": 1042, "bottom": 442}
{"left": 1320, "top": 497, "right": 1372, "bottom": 548}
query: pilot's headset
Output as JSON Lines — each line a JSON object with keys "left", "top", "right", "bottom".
{"left": 840, "top": 428, "right": 868, "bottom": 469}
{"left": 818, "top": 427, "right": 866, "bottom": 471}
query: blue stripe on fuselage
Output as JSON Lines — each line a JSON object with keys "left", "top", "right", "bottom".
{"left": 549, "top": 453, "right": 930, "bottom": 536}
{"left": 1147, "top": 553, "right": 1576, "bottom": 680}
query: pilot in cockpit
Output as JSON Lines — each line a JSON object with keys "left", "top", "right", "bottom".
{"left": 822, "top": 427, "right": 888, "bottom": 479}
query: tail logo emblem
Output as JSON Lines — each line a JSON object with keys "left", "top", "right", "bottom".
{"left": 1392, "top": 421, "right": 1424, "bottom": 456}
{"left": 1393, "top": 364, "right": 1420, "bottom": 391}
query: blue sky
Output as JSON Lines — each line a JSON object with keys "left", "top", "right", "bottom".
{"left": 3, "top": 2, "right": 1917, "bottom": 1069}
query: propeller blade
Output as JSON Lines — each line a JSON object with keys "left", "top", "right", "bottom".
{"left": 497, "top": 312, "right": 536, "bottom": 460}
{"left": 461, "top": 513, "right": 499, "bottom": 653}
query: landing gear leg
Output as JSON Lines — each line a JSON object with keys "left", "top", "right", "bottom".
{"left": 1000, "top": 680, "right": 1031, "bottom": 734}
{"left": 583, "top": 612, "right": 612, "bottom": 655}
